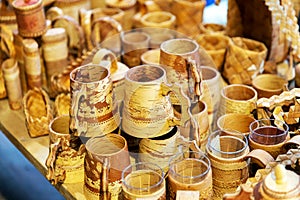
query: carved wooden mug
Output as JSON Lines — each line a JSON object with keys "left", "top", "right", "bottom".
{"left": 206, "top": 129, "right": 274, "bottom": 199}
{"left": 45, "top": 115, "right": 85, "bottom": 185}
{"left": 168, "top": 150, "right": 213, "bottom": 200}
{"left": 69, "top": 63, "right": 120, "bottom": 138}
{"left": 121, "top": 64, "right": 191, "bottom": 138}
{"left": 84, "top": 133, "right": 130, "bottom": 200}
{"left": 160, "top": 38, "right": 202, "bottom": 104}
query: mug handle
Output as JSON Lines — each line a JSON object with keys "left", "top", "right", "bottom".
{"left": 92, "top": 48, "right": 118, "bottom": 74}
{"left": 187, "top": 57, "right": 202, "bottom": 100}
{"left": 244, "top": 149, "right": 274, "bottom": 168}
{"left": 176, "top": 134, "right": 203, "bottom": 153}
{"left": 100, "top": 157, "right": 110, "bottom": 193}
{"left": 161, "top": 82, "right": 192, "bottom": 128}
{"left": 282, "top": 135, "right": 300, "bottom": 152}
{"left": 45, "top": 138, "right": 66, "bottom": 185}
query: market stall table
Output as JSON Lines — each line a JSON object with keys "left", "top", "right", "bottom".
{"left": 0, "top": 99, "right": 86, "bottom": 200}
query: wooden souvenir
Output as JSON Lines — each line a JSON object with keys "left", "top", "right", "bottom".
{"left": 23, "top": 87, "right": 53, "bottom": 137}
{"left": 12, "top": 0, "right": 47, "bottom": 37}
{"left": 1, "top": 58, "right": 22, "bottom": 110}
{"left": 42, "top": 28, "right": 69, "bottom": 97}
{"left": 23, "top": 38, "right": 42, "bottom": 90}
{"left": 226, "top": 0, "right": 300, "bottom": 63}
{"left": 54, "top": 93, "right": 70, "bottom": 117}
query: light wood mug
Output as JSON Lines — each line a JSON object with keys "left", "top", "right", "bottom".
{"left": 168, "top": 150, "right": 213, "bottom": 200}
{"left": 121, "top": 162, "right": 166, "bottom": 199}
{"left": 84, "top": 133, "right": 131, "bottom": 199}
{"left": 206, "top": 129, "right": 274, "bottom": 199}
{"left": 160, "top": 38, "right": 202, "bottom": 104}
{"left": 121, "top": 64, "right": 191, "bottom": 138}
{"left": 69, "top": 64, "right": 120, "bottom": 138}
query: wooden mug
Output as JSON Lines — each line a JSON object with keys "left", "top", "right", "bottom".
{"left": 121, "top": 162, "right": 166, "bottom": 200}
{"left": 45, "top": 115, "right": 85, "bottom": 185}
{"left": 84, "top": 133, "right": 130, "bottom": 199}
{"left": 69, "top": 64, "right": 120, "bottom": 138}
{"left": 168, "top": 150, "right": 213, "bottom": 200}
{"left": 160, "top": 38, "right": 202, "bottom": 104}
{"left": 206, "top": 130, "right": 274, "bottom": 199}
{"left": 121, "top": 64, "right": 191, "bottom": 138}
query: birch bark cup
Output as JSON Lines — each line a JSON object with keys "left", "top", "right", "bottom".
{"left": 121, "top": 31, "right": 150, "bottom": 68}
{"left": 23, "top": 39, "right": 42, "bottom": 90}
{"left": 199, "top": 66, "right": 222, "bottom": 129}
{"left": 168, "top": 151, "right": 213, "bottom": 200}
{"left": 206, "top": 130, "right": 274, "bottom": 199}
{"left": 12, "top": 0, "right": 47, "bottom": 37}
{"left": 84, "top": 133, "right": 130, "bottom": 199}
{"left": 69, "top": 64, "right": 120, "bottom": 138}
{"left": 106, "top": 0, "right": 137, "bottom": 31}
{"left": 121, "top": 162, "right": 166, "bottom": 200}
{"left": 2, "top": 58, "right": 22, "bottom": 110}
{"left": 138, "top": 127, "right": 189, "bottom": 173}
{"left": 217, "top": 84, "right": 257, "bottom": 120}
{"left": 160, "top": 38, "right": 202, "bottom": 104}
{"left": 121, "top": 64, "right": 191, "bottom": 138}
{"left": 91, "top": 48, "right": 129, "bottom": 102}
{"left": 42, "top": 27, "right": 68, "bottom": 98}
{"left": 45, "top": 115, "right": 85, "bottom": 185}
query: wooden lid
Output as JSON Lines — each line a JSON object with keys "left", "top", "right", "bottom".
{"left": 12, "top": 0, "right": 42, "bottom": 10}
{"left": 42, "top": 28, "right": 66, "bottom": 43}
{"left": 23, "top": 39, "right": 38, "bottom": 54}
{"left": 261, "top": 164, "right": 300, "bottom": 198}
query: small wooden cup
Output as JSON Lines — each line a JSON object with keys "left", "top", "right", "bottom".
{"left": 252, "top": 74, "right": 287, "bottom": 98}
{"left": 217, "top": 113, "right": 256, "bottom": 136}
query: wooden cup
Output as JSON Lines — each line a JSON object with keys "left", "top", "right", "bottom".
{"left": 45, "top": 115, "right": 85, "bottom": 185}
{"left": 69, "top": 64, "right": 120, "bottom": 138}
{"left": 252, "top": 74, "right": 288, "bottom": 98}
{"left": 121, "top": 31, "right": 150, "bottom": 68}
{"left": 217, "top": 113, "right": 256, "bottom": 136}
{"left": 168, "top": 151, "right": 213, "bottom": 200}
{"left": 84, "top": 133, "right": 130, "bottom": 199}
{"left": 121, "top": 162, "right": 166, "bottom": 199}
{"left": 249, "top": 119, "right": 290, "bottom": 158}
{"left": 217, "top": 84, "right": 257, "bottom": 119}
{"left": 206, "top": 130, "right": 274, "bottom": 199}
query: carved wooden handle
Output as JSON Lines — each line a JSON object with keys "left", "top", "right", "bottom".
{"left": 92, "top": 48, "right": 118, "bottom": 74}
{"left": 161, "top": 82, "right": 192, "bottom": 128}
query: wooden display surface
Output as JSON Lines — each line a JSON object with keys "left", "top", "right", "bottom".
{"left": 0, "top": 99, "right": 85, "bottom": 200}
